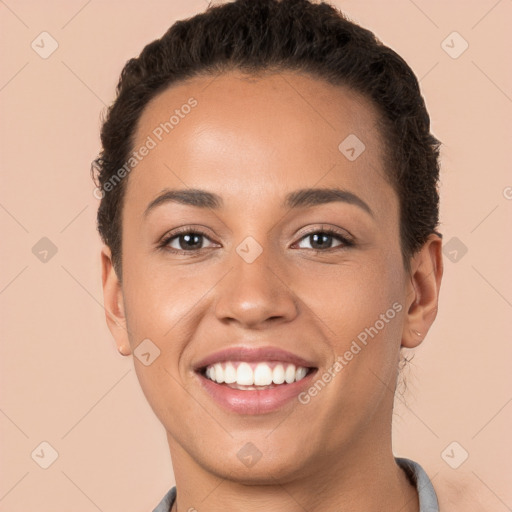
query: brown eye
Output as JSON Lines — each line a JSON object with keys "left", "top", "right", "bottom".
{"left": 174, "top": 233, "right": 205, "bottom": 251}
{"left": 160, "top": 229, "right": 217, "bottom": 253}
{"left": 296, "top": 229, "right": 352, "bottom": 251}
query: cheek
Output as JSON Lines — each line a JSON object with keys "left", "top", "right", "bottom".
{"left": 120, "top": 261, "right": 219, "bottom": 406}
{"left": 121, "top": 254, "right": 209, "bottom": 340}
{"left": 121, "top": 266, "right": 205, "bottom": 427}
{"left": 298, "top": 255, "right": 406, "bottom": 391}
{"left": 295, "top": 252, "right": 404, "bottom": 330}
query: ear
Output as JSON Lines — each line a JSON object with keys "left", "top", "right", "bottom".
{"left": 402, "top": 233, "right": 443, "bottom": 348}
{"left": 101, "top": 245, "right": 131, "bottom": 356}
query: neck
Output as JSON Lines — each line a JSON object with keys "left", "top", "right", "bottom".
{"left": 165, "top": 428, "right": 419, "bottom": 512}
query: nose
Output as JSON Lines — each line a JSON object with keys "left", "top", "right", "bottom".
{"left": 214, "top": 244, "right": 299, "bottom": 329}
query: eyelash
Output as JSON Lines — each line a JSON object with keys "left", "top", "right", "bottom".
{"left": 158, "top": 226, "right": 355, "bottom": 256}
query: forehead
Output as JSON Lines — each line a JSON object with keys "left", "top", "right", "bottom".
{"left": 126, "top": 70, "right": 394, "bottom": 214}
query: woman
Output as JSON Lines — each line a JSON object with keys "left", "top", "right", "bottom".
{"left": 92, "top": 0, "right": 443, "bottom": 510}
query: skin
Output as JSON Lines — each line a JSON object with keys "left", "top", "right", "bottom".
{"left": 101, "top": 70, "right": 443, "bottom": 512}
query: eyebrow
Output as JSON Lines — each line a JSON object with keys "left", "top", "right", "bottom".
{"left": 143, "top": 187, "right": 374, "bottom": 218}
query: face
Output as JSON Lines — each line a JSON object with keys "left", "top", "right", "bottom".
{"left": 102, "top": 70, "right": 437, "bottom": 484}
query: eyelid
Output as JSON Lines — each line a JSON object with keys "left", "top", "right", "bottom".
{"left": 292, "top": 224, "right": 354, "bottom": 243}
{"left": 158, "top": 224, "right": 215, "bottom": 242}
{"left": 158, "top": 225, "right": 218, "bottom": 250}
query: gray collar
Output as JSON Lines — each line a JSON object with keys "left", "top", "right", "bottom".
{"left": 396, "top": 457, "right": 439, "bottom": 511}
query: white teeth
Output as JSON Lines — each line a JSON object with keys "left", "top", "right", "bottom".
{"left": 285, "top": 364, "right": 296, "bottom": 383}
{"left": 272, "top": 364, "right": 285, "bottom": 384}
{"left": 206, "top": 366, "right": 215, "bottom": 381}
{"left": 296, "top": 367, "right": 307, "bottom": 381}
{"left": 236, "top": 362, "right": 254, "bottom": 385}
{"left": 204, "top": 361, "right": 310, "bottom": 387}
{"left": 213, "top": 363, "right": 224, "bottom": 383}
{"left": 224, "top": 362, "right": 237, "bottom": 384}
{"left": 254, "top": 363, "right": 273, "bottom": 386}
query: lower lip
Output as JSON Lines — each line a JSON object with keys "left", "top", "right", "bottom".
{"left": 196, "top": 369, "right": 317, "bottom": 415}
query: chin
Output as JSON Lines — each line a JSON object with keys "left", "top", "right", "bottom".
{"left": 194, "top": 440, "right": 317, "bottom": 485}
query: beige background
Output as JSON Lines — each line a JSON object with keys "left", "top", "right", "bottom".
{"left": 1, "top": 0, "right": 511, "bottom": 510}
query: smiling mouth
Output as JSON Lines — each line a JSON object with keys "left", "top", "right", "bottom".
{"left": 197, "top": 360, "right": 317, "bottom": 390}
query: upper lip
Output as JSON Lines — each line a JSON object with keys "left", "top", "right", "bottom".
{"left": 193, "top": 346, "right": 318, "bottom": 371}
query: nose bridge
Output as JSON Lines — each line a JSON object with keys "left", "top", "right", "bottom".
{"left": 214, "top": 235, "right": 298, "bottom": 326}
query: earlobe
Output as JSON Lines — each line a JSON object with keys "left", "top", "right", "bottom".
{"left": 101, "top": 245, "right": 132, "bottom": 356}
{"left": 402, "top": 234, "right": 443, "bottom": 348}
